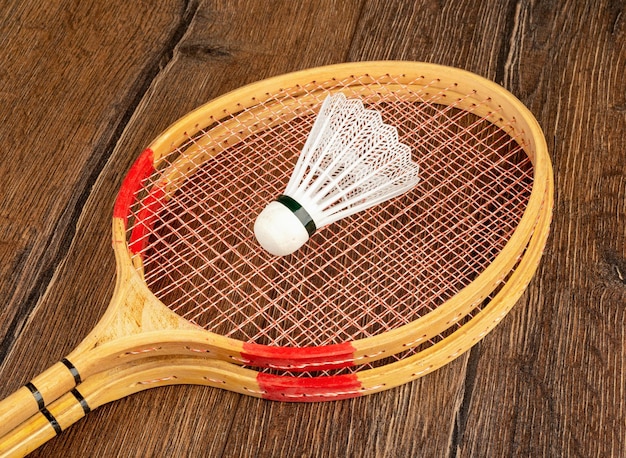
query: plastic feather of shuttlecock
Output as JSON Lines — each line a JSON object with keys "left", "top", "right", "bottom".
{"left": 254, "top": 93, "right": 420, "bottom": 256}
{"left": 284, "top": 93, "right": 420, "bottom": 227}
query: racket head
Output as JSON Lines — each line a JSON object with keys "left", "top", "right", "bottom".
{"left": 108, "top": 61, "right": 550, "bottom": 371}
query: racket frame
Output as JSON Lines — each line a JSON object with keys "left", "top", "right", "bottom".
{"left": 0, "top": 171, "right": 553, "bottom": 455}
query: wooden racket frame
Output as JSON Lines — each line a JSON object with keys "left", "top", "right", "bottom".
{"left": 0, "top": 61, "right": 551, "bottom": 440}
{"left": 0, "top": 173, "right": 552, "bottom": 456}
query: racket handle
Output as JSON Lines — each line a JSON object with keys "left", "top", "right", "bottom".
{"left": 0, "top": 361, "right": 79, "bottom": 439}
{"left": 0, "top": 390, "right": 87, "bottom": 458}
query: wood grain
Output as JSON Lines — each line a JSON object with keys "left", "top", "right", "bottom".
{"left": 0, "top": 0, "right": 623, "bottom": 456}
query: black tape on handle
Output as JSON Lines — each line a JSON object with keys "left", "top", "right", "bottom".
{"left": 41, "top": 408, "right": 62, "bottom": 435}
{"left": 71, "top": 388, "right": 91, "bottom": 415}
{"left": 61, "top": 358, "right": 82, "bottom": 385}
{"left": 25, "top": 382, "right": 45, "bottom": 410}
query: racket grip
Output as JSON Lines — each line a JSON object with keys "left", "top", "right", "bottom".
{"left": 0, "top": 391, "right": 87, "bottom": 457}
{"left": 0, "top": 361, "right": 79, "bottom": 438}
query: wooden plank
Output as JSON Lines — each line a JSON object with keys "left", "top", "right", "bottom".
{"left": 220, "top": 368, "right": 469, "bottom": 457}
{"left": 457, "top": 1, "right": 626, "bottom": 456}
{"left": 0, "top": 0, "right": 191, "bottom": 356}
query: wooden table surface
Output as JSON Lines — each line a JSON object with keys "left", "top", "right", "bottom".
{"left": 0, "top": 1, "right": 624, "bottom": 456}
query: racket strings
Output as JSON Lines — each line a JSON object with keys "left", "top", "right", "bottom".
{"left": 125, "top": 76, "right": 533, "bottom": 348}
{"left": 258, "top": 236, "right": 528, "bottom": 378}
{"left": 140, "top": 127, "right": 520, "bottom": 342}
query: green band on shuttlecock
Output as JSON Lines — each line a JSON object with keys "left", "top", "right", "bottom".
{"left": 276, "top": 195, "right": 317, "bottom": 236}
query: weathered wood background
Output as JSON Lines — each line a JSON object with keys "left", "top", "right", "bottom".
{"left": 0, "top": 0, "right": 624, "bottom": 456}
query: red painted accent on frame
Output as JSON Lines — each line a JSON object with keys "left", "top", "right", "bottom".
{"left": 129, "top": 185, "right": 166, "bottom": 255}
{"left": 241, "top": 342, "right": 356, "bottom": 372}
{"left": 257, "top": 373, "right": 362, "bottom": 402}
{"left": 113, "top": 148, "right": 155, "bottom": 224}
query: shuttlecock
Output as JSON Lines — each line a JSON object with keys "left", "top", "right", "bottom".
{"left": 254, "top": 93, "right": 420, "bottom": 256}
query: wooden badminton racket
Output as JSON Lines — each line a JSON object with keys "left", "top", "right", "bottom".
{"left": 0, "top": 184, "right": 552, "bottom": 456}
{"left": 0, "top": 61, "right": 551, "bottom": 439}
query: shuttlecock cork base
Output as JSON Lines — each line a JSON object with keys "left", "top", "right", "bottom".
{"left": 254, "top": 196, "right": 317, "bottom": 256}
{"left": 254, "top": 93, "right": 420, "bottom": 256}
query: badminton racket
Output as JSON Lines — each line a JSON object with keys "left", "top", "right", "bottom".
{"left": 0, "top": 61, "right": 551, "bottom": 439}
{"left": 0, "top": 186, "right": 552, "bottom": 456}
